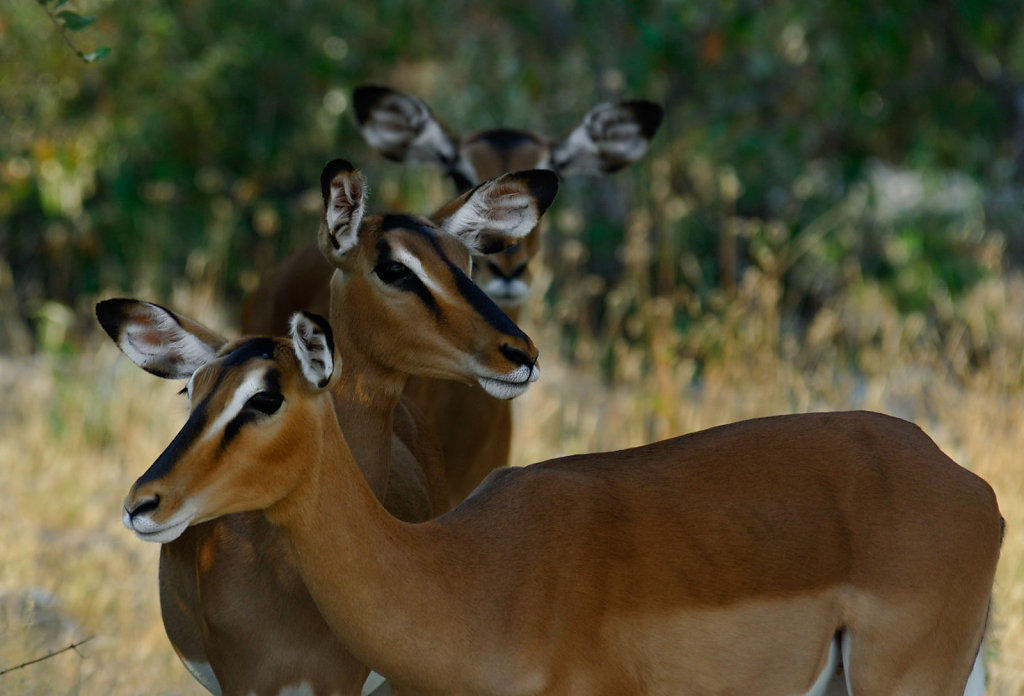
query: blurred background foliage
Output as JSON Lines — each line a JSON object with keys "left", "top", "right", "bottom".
{"left": 3, "top": 0, "right": 1024, "bottom": 385}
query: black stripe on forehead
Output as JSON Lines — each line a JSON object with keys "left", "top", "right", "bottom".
{"left": 221, "top": 338, "right": 277, "bottom": 367}
{"left": 380, "top": 213, "right": 436, "bottom": 235}
{"left": 470, "top": 129, "right": 541, "bottom": 151}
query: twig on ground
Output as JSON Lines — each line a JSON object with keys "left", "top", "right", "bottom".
{"left": 0, "top": 635, "right": 95, "bottom": 677}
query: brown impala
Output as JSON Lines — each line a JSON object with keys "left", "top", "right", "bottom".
{"left": 114, "top": 309, "right": 1001, "bottom": 696}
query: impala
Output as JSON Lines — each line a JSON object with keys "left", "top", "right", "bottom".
{"left": 118, "top": 310, "right": 1002, "bottom": 696}
{"left": 97, "top": 160, "right": 555, "bottom": 696}
{"left": 361, "top": 84, "right": 662, "bottom": 504}
{"left": 242, "top": 85, "right": 662, "bottom": 505}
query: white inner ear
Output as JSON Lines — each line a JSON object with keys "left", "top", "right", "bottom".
{"left": 362, "top": 93, "right": 455, "bottom": 165}
{"left": 554, "top": 103, "right": 649, "bottom": 174}
{"left": 325, "top": 176, "right": 365, "bottom": 259}
{"left": 585, "top": 103, "right": 648, "bottom": 160}
{"left": 440, "top": 176, "right": 538, "bottom": 254}
{"left": 121, "top": 304, "right": 217, "bottom": 379}
{"left": 407, "top": 117, "right": 457, "bottom": 165}
{"left": 289, "top": 314, "right": 334, "bottom": 388}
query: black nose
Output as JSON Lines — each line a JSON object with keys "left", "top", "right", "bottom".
{"left": 127, "top": 495, "right": 160, "bottom": 518}
{"left": 501, "top": 344, "right": 535, "bottom": 368}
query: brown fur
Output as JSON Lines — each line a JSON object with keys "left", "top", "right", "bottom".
{"left": 125, "top": 333, "right": 1003, "bottom": 696}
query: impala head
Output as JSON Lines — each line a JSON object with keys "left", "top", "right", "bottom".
{"left": 353, "top": 85, "right": 663, "bottom": 308}
{"left": 97, "top": 298, "right": 338, "bottom": 543}
{"left": 317, "top": 158, "right": 556, "bottom": 399}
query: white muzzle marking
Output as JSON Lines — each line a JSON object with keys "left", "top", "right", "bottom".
{"left": 483, "top": 278, "right": 529, "bottom": 308}
{"left": 477, "top": 363, "right": 540, "bottom": 400}
{"left": 123, "top": 504, "right": 195, "bottom": 544}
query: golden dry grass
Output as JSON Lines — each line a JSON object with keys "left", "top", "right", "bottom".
{"left": 1, "top": 273, "right": 1022, "bottom": 694}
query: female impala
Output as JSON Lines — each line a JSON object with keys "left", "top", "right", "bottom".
{"left": 363, "top": 84, "right": 663, "bottom": 504}
{"left": 97, "top": 161, "right": 555, "bottom": 696}
{"left": 117, "top": 311, "right": 1001, "bottom": 696}
{"left": 243, "top": 86, "right": 662, "bottom": 505}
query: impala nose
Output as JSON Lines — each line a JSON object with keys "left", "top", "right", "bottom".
{"left": 501, "top": 343, "right": 536, "bottom": 369}
{"left": 125, "top": 494, "right": 160, "bottom": 520}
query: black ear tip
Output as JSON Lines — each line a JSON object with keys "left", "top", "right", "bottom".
{"left": 95, "top": 298, "right": 133, "bottom": 341}
{"left": 352, "top": 84, "right": 396, "bottom": 124}
{"left": 517, "top": 169, "right": 560, "bottom": 216}
{"left": 626, "top": 101, "right": 664, "bottom": 138}
{"left": 320, "top": 159, "right": 358, "bottom": 201}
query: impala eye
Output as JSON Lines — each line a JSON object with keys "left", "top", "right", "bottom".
{"left": 245, "top": 391, "right": 283, "bottom": 415}
{"left": 374, "top": 261, "right": 412, "bottom": 285}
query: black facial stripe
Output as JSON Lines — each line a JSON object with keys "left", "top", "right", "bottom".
{"left": 472, "top": 129, "right": 541, "bottom": 151}
{"left": 137, "top": 395, "right": 210, "bottom": 486}
{"left": 380, "top": 214, "right": 435, "bottom": 235}
{"left": 486, "top": 261, "right": 529, "bottom": 281}
{"left": 374, "top": 238, "right": 438, "bottom": 315}
{"left": 453, "top": 263, "right": 530, "bottom": 341}
{"left": 222, "top": 409, "right": 258, "bottom": 451}
{"left": 222, "top": 338, "right": 277, "bottom": 368}
{"left": 221, "top": 369, "right": 282, "bottom": 450}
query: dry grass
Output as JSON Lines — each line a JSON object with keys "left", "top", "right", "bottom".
{"left": 1, "top": 274, "right": 1023, "bottom": 694}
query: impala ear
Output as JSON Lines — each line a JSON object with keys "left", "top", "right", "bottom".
{"left": 318, "top": 159, "right": 367, "bottom": 266}
{"left": 95, "top": 298, "right": 226, "bottom": 379}
{"left": 289, "top": 312, "right": 335, "bottom": 390}
{"left": 551, "top": 100, "right": 663, "bottom": 176}
{"left": 436, "top": 170, "right": 559, "bottom": 255}
{"left": 353, "top": 85, "right": 458, "bottom": 168}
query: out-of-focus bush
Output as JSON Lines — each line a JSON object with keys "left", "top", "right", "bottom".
{"left": 3, "top": 0, "right": 1023, "bottom": 383}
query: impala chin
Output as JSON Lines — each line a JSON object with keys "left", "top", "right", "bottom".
{"left": 122, "top": 501, "right": 196, "bottom": 544}
{"left": 477, "top": 364, "right": 540, "bottom": 400}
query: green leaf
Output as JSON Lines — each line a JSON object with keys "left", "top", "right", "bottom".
{"left": 53, "top": 0, "right": 70, "bottom": 7}
{"left": 82, "top": 47, "right": 111, "bottom": 62}
{"left": 57, "top": 11, "right": 97, "bottom": 31}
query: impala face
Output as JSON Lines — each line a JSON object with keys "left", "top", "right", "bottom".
{"left": 316, "top": 159, "right": 556, "bottom": 399}
{"left": 353, "top": 85, "right": 663, "bottom": 310}
{"left": 99, "top": 303, "right": 338, "bottom": 544}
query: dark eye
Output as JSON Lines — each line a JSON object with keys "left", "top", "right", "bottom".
{"left": 374, "top": 261, "right": 412, "bottom": 285}
{"left": 245, "top": 391, "right": 283, "bottom": 415}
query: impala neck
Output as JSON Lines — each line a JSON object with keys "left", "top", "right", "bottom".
{"left": 330, "top": 339, "right": 407, "bottom": 499}
{"left": 265, "top": 398, "right": 466, "bottom": 690}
